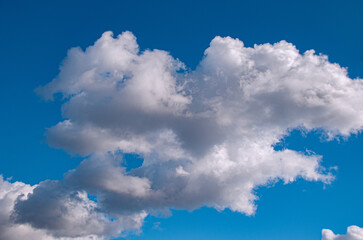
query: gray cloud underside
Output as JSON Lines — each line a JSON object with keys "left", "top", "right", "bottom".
{"left": 2, "top": 31, "right": 363, "bottom": 239}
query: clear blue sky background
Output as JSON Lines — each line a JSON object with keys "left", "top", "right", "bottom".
{"left": 0, "top": 0, "right": 362, "bottom": 239}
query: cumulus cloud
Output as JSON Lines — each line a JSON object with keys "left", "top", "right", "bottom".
{"left": 0, "top": 176, "right": 145, "bottom": 240}
{"left": 322, "top": 226, "right": 363, "bottom": 240}
{"left": 2, "top": 30, "right": 363, "bottom": 239}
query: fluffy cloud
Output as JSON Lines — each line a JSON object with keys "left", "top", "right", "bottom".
{"left": 0, "top": 176, "right": 145, "bottom": 240}
{"left": 322, "top": 226, "right": 363, "bottom": 240}
{"left": 38, "top": 32, "right": 363, "bottom": 157}
{"left": 2, "top": 30, "right": 363, "bottom": 239}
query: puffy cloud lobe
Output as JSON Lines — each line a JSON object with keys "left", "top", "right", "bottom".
{"left": 3, "top": 31, "right": 362, "bottom": 238}
{"left": 322, "top": 226, "right": 363, "bottom": 240}
{"left": 0, "top": 175, "right": 102, "bottom": 240}
{"left": 0, "top": 176, "right": 145, "bottom": 240}
{"left": 198, "top": 36, "right": 363, "bottom": 135}
{"left": 12, "top": 180, "right": 146, "bottom": 238}
{"left": 36, "top": 31, "right": 190, "bottom": 114}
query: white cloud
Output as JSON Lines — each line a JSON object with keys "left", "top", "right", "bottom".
{"left": 2, "top": 30, "right": 362, "bottom": 238}
{"left": 0, "top": 176, "right": 145, "bottom": 240}
{"left": 322, "top": 226, "right": 363, "bottom": 240}
{"left": 0, "top": 175, "right": 101, "bottom": 240}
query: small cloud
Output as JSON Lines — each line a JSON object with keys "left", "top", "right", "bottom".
{"left": 322, "top": 225, "right": 363, "bottom": 240}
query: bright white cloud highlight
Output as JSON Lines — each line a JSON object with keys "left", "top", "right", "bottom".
{"left": 322, "top": 226, "right": 363, "bottom": 240}
{"left": 2, "top": 30, "right": 363, "bottom": 239}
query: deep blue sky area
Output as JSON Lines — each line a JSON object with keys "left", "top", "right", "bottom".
{"left": 0, "top": 0, "right": 362, "bottom": 239}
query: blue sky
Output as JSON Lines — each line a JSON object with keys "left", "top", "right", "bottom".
{"left": 0, "top": 0, "right": 362, "bottom": 239}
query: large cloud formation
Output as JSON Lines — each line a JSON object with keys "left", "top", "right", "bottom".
{"left": 2, "top": 31, "right": 363, "bottom": 239}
